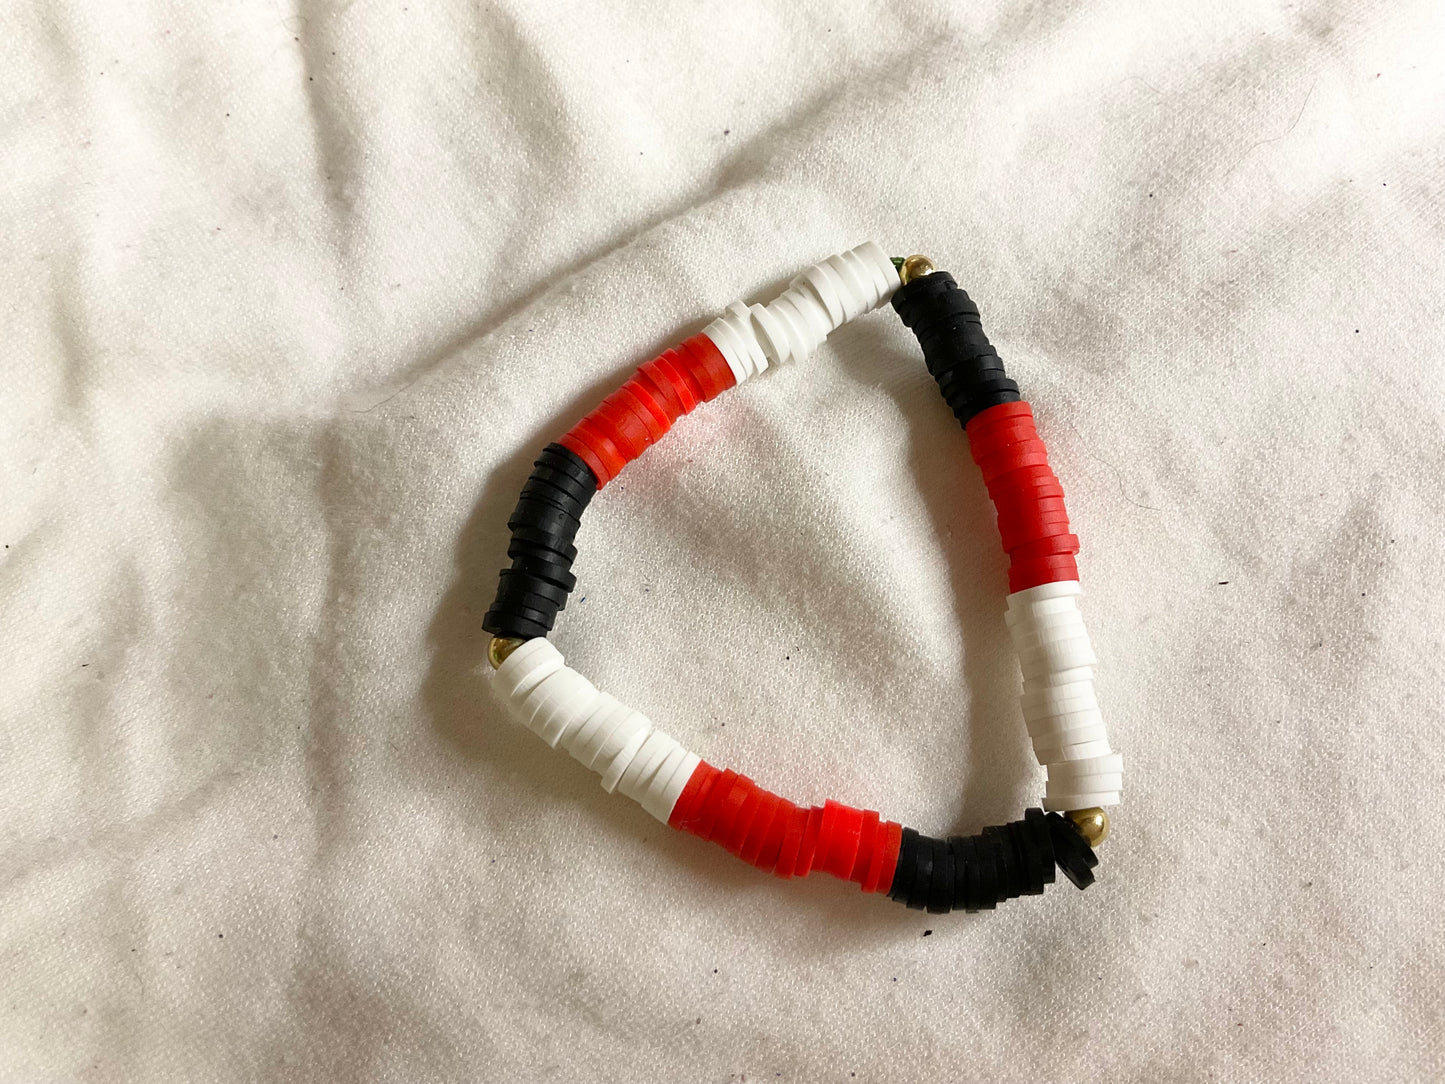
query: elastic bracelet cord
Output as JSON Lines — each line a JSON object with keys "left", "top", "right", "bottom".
{"left": 481, "top": 245, "right": 1119, "bottom": 913}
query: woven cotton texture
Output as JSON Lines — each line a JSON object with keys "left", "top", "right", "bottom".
{"left": 1, "top": 1, "right": 1443, "bottom": 1081}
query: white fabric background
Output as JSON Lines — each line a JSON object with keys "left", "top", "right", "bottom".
{"left": 2, "top": 0, "right": 1442, "bottom": 1080}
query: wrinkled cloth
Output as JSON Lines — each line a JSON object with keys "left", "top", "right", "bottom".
{"left": 2, "top": 1, "right": 1442, "bottom": 1081}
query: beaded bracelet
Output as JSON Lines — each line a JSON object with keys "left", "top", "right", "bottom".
{"left": 483, "top": 244, "right": 1121, "bottom": 913}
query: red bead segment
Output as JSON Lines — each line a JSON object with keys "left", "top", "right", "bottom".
{"left": 965, "top": 401, "right": 1080, "bottom": 591}
{"left": 559, "top": 333, "right": 736, "bottom": 489}
{"left": 667, "top": 760, "right": 903, "bottom": 893}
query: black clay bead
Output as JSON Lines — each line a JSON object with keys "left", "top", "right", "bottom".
{"left": 888, "top": 828, "right": 922, "bottom": 906}
{"left": 507, "top": 528, "right": 578, "bottom": 565}
{"left": 508, "top": 497, "right": 582, "bottom": 540}
{"left": 503, "top": 552, "right": 577, "bottom": 591}
{"left": 983, "top": 826, "right": 1018, "bottom": 901}
{"left": 948, "top": 836, "right": 970, "bottom": 912}
{"left": 892, "top": 271, "right": 1021, "bottom": 426}
{"left": 481, "top": 601, "right": 554, "bottom": 640}
{"left": 907, "top": 833, "right": 936, "bottom": 911}
{"left": 1016, "top": 819, "right": 1047, "bottom": 896}
{"left": 1025, "top": 808, "right": 1058, "bottom": 894}
{"left": 483, "top": 443, "right": 598, "bottom": 639}
{"left": 494, "top": 568, "right": 570, "bottom": 605}
{"left": 887, "top": 808, "right": 1080, "bottom": 914}
{"left": 1046, "top": 813, "right": 1100, "bottom": 890}
{"left": 972, "top": 834, "right": 999, "bottom": 911}
{"left": 535, "top": 444, "right": 596, "bottom": 487}
{"left": 926, "top": 836, "right": 955, "bottom": 915}
{"left": 955, "top": 835, "right": 980, "bottom": 912}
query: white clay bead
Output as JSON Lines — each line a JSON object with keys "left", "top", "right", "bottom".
{"left": 1043, "top": 790, "right": 1121, "bottom": 812}
{"left": 568, "top": 696, "right": 633, "bottom": 769}
{"left": 1017, "top": 637, "right": 1098, "bottom": 677}
{"left": 615, "top": 730, "right": 676, "bottom": 799}
{"left": 1004, "top": 596, "right": 1082, "bottom": 626}
{"left": 1025, "top": 666, "right": 1096, "bottom": 689}
{"left": 494, "top": 637, "right": 564, "bottom": 702}
{"left": 642, "top": 749, "right": 702, "bottom": 822}
{"left": 1032, "top": 724, "right": 1110, "bottom": 755}
{"left": 599, "top": 724, "right": 653, "bottom": 793}
{"left": 1046, "top": 753, "right": 1124, "bottom": 781}
{"left": 1043, "top": 737, "right": 1114, "bottom": 762}
{"left": 1008, "top": 580, "right": 1082, "bottom": 606}
{"left": 1008, "top": 608, "right": 1088, "bottom": 641}
{"left": 1047, "top": 770, "right": 1123, "bottom": 793}
{"left": 1020, "top": 682, "right": 1098, "bottom": 717}
{"left": 702, "top": 242, "right": 899, "bottom": 384}
{"left": 522, "top": 666, "right": 598, "bottom": 748}
{"left": 636, "top": 744, "right": 690, "bottom": 812}
{"left": 1003, "top": 582, "right": 1121, "bottom": 803}
{"left": 492, "top": 640, "right": 702, "bottom": 822}
{"left": 1026, "top": 709, "right": 1107, "bottom": 741}
{"left": 591, "top": 707, "right": 653, "bottom": 780}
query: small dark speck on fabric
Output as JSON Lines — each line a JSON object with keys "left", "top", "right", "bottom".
{"left": 922, "top": 929, "right": 932, "bottom": 937}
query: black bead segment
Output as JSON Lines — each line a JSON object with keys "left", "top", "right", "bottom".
{"left": 888, "top": 810, "right": 1098, "bottom": 913}
{"left": 891, "top": 271, "right": 1021, "bottom": 427}
{"left": 482, "top": 443, "right": 598, "bottom": 640}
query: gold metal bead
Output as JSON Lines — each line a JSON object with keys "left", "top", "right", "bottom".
{"left": 487, "top": 636, "right": 525, "bottom": 670}
{"left": 898, "top": 253, "right": 937, "bottom": 285}
{"left": 1066, "top": 807, "right": 1110, "bottom": 847}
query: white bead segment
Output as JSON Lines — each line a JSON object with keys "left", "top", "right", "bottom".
{"left": 1045, "top": 738, "right": 1115, "bottom": 762}
{"left": 1016, "top": 636, "right": 1098, "bottom": 677}
{"left": 1049, "top": 773, "right": 1124, "bottom": 794}
{"left": 1006, "top": 582, "right": 1122, "bottom": 809}
{"left": 1046, "top": 753, "right": 1124, "bottom": 781}
{"left": 491, "top": 639, "right": 701, "bottom": 823}
{"left": 1043, "top": 791, "right": 1121, "bottom": 813}
{"left": 701, "top": 241, "right": 899, "bottom": 384}
{"left": 1025, "top": 709, "right": 1106, "bottom": 742}
{"left": 598, "top": 720, "right": 652, "bottom": 792}
{"left": 1010, "top": 579, "right": 1083, "bottom": 604}
{"left": 1020, "top": 680, "right": 1099, "bottom": 717}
